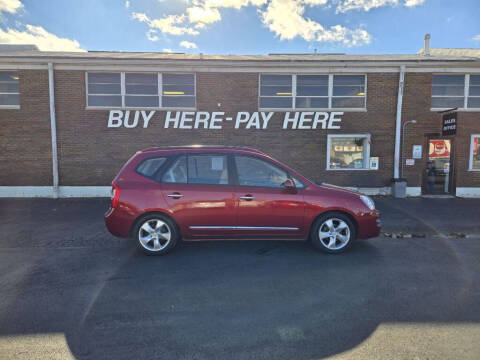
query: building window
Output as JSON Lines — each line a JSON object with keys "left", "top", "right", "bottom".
{"left": 431, "top": 74, "right": 480, "bottom": 110}
{"left": 468, "top": 75, "right": 480, "bottom": 109}
{"left": 327, "top": 134, "right": 371, "bottom": 170}
{"left": 86, "top": 72, "right": 195, "bottom": 109}
{"left": 0, "top": 71, "right": 19, "bottom": 107}
{"left": 470, "top": 135, "right": 480, "bottom": 171}
{"left": 162, "top": 73, "right": 195, "bottom": 108}
{"left": 259, "top": 74, "right": 366, "bottom": 110}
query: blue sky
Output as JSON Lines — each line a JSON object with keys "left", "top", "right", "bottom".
{"left": 0, "top": 0, "right": 478, "bottom": 54}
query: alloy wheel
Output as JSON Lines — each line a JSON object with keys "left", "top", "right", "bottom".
{"left": 318, "top": 218, "right": 351, "bottom": 250}
{"left": 138, "top": 219, "right": 172, "bottom": 252}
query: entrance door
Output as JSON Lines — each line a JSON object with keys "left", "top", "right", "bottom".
{"left": 424, "top": 139, "right": 453, "bottom": 194}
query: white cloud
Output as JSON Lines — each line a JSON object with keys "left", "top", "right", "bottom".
{"left": 186, "top": 5, "right": 221, "bottom": 25}
{"left": 0, "top": 24, "right": 84, "bottom": 51}
{"left": 180, "top": 40, "right": 198, "bottom": 49}
{"left": 0, "top": 0, "right": 23, "bottom": 14}
{"left": 261, "top": 0, "right": 371, "bottom": 46}
{"left": 474, "top": 35, "right": 480, "bottom": 41}
{"left": 163, "top": 48, "right": 173, "bottom": 52}
{"left": 146, "top": 29, "right": 159, "bottom": 41}
{"left": 205, "top": 0, "right": 268, "bottom": 9}
{"left": 125, "top": 0, "right": 130, "bottom": 9}
{"left": 336, "top": 0, "right": 398, "bottom": 13}
{"left": 404, "top": 0, "right": 425, "bottom": 6}
{"left": 132, "top": 12, "right": 199, "bottom": 36}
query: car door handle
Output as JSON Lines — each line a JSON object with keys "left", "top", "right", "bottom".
{"left": 167, "top": 193, "right": 184, "bottom": 199}
{"left": 239, "top": 195, "right": 255, "bottom": 201}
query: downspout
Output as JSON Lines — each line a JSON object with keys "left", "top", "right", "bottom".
{"left": 394, "top": 65, "right": 406, "bottom": 179}
{"left": 48, "top": 62, "right": 59, "bottom": 198}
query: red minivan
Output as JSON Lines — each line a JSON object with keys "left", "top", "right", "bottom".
{"left": 105, "top": 146, "right": 380, "bottom": 255}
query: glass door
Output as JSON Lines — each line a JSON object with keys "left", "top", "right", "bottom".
{"left": 425, "top": 139, "right": 452, "bottom": 194}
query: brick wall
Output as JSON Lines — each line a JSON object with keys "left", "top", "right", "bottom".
{"left": 0, "top": 70, "right": 52, "bottom": 185}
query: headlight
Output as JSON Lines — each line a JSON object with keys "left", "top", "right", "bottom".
{"left": 360, "top": 195, "right": 375, "bottom": 210}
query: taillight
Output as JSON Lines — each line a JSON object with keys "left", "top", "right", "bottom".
{"left": 111, "top": 184, "right": 120, "bottom": 209}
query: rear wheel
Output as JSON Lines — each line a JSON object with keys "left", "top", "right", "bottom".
{"left": 311, "top": 212, "right": 356, "bottom": 253}
{"left": 134, "top": 214, "right": 179, "bottom": 255}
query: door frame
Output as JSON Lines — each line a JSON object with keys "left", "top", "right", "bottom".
{"left": 423, "top": 135, "right": 456, "bottom": 195}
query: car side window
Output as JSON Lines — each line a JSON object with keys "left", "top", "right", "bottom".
{"left": 187, "top": 155, "right": 229, "bottom": 185}
{"left": 162, "top": 156, "right": 187, "bottom": 183}
{"left": 136, "top": 157, "right": 167, "bottom": 178}
{"left": 234, "top": 156, "right": 289, "bottom": 188}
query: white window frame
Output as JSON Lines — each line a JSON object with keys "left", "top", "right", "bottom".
{"left": 86, "top": 72, "right": 196, "bottom": 110}
{"left": 431, "top": 74, "right": 480, "bottom": 111}
{"left": 469, "top": 134, "right": 480, "bottom": 171}
{"left": 326, "top": 134, "right": 371, "bottom": 171}
{"left": 0, "top": 71, "right": 20, "bottom": 109}
{"left": 258, "top": 73, "right": 367, "bottom": 112}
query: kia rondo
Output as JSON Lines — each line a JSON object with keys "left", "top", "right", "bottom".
{"left": 105, "top": 146, "right": 380, "bottom": 255}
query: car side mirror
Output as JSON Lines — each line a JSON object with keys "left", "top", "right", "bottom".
{"left": 283, "top": 178, "right": 297, "bottom": 192}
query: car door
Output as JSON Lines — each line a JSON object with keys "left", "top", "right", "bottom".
{"left": 160, "top": 154, "right": 237, "bottom": 240}
{"left": 233, "top": 155, "right": 306, "bottom": 239}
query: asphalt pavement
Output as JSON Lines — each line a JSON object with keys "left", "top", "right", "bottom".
{"left": 0, "top": 198, "right": 479, "bottom": 360}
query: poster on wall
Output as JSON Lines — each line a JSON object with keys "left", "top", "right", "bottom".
{"left": 429, "top": 140, "right": 451, "bottom": 158}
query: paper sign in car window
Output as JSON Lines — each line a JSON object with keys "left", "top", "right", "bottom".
{"left": 211, "top": 157, "right": 224, "bottom": 171}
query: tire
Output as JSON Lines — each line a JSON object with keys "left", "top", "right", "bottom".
{"left": 133, "top": 214, "right": 179, "bottom": 255}
{"left": 310, "top": 212, "right": 356, "bottom": 254}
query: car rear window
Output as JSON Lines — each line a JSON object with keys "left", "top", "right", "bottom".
{"left": 136, "top": 157, "right": 167, "bottom": 178}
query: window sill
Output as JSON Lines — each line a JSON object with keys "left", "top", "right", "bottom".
{"left": 431, "top": 108, "right": 480, "bottom": 112}
{"left": 326, "top": 168, "right": 375, "bottom": 171}
{"left": 258, "top": 108, "right": 367, "bottom": 112}
{"left": 0, "top": 105, "right": 20, "bottom": 109}
{"left": 468, "top": 169, "right": 480, "bottom": 172}
{"left": 85, "top": 106, "right": 197, "bottom": 111}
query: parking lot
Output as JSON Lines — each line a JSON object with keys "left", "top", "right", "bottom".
{"left": 0, "top": 198, "right": 480, "bottom": 360}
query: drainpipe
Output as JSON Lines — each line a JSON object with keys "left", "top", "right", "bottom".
{"left": 48, "top": 62, "right": 59, "bottom": 198}
{"left": 394, "top": 65, "right": 406, "bottom": 180}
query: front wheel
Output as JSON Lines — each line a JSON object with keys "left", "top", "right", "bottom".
{"left": 134, "top": 214, "right": 179, "bottom": 255}
{"left": 310, "top": 212, "right": 356, "bottom": 253}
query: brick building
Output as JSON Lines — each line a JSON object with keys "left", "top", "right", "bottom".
{"left": 0, "top": 45, "right": 479, "bottom": 197}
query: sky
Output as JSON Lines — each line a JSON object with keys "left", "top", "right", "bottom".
{"left": 0, "top": 0, "right": 478, "bottom": 54}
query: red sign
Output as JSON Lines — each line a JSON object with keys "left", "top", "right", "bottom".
{"left": 429, "top": 140, "right": 451, "bottom": 158}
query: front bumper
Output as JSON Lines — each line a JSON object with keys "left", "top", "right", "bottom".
{"left": 356, "top": 210, "right": 381, "bottom": 239}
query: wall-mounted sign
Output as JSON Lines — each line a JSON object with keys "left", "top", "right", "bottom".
{"left": 412, "top": 145, "right": 422, "bottom": 159}
{"left": 405, "top": 158, "right": 415, "bottom": 166}
{"left": 370, "top": 157, "right": 379, "bottom": 170}
{"left": 106, "top": 110, "right": 344, "bottom": 130}
{"left": 442, "top": 112, "right": 457, "bottom": 136}
{"left": 429, "top": 139, "right": 451, "bottom": 158}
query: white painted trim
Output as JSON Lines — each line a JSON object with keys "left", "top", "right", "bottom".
{"left": 48, "top": 63, "right": 59, "bottom": 198}
{"left": 394, "top": 65, "right": 405, "bottom": 179}
{"left": 326, "top": 134, "right": 371, "bottom": 170}
{"left": 469, "top": 134, "right": 480, "bottom": 171}
{"left": 0, "top": 186, "right": 110, "bottom": 198}
{"left": 456, "top": 187, "right": 480, "bottom": 198}
{"left": 406, "top": 187, "right": 422, "bottom": 197}
{"left": 431, "top": 108, "right": 480, "bottom": 112}
{"left": 0, "top": 64, "right": 48, "bottom": 70}
{"left": 0, "top": 105, "right": 20, "bottom": 109}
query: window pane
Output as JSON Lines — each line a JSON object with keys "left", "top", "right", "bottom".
{"left": 297, "top": 75, "right": 328, "bottom": 96}
{"left": 162, "top": 96, "right": 195, "bottom": 108}
{"left": 431, "top": 97, "right": 464, "bottom": 108}
{"left": 472, "top": 137, "right": 480, "bottom": 170}
{"left": 470, "top": 75, "right": 480, "bottom": 86}
{"left": 0, "top": 82, "right": 19, "bottom": 93}
{"left": 333, "top": 85, "right": 365, "bottom": 96}
{"left": 137, "top": 157, "right": 167, "bottom": 177}
{"left": 126, "top": 84, "right": 158, "bottom": 95}
{"left": 125, "top": 95, "right": 159, "bottom": 107}
{"left": 235, "top": 156, "right": 288, "bottom": 188}
{"left": 163, "top": 84, "right": 195, "bottom": 95}
{"left": 260, "top": 74, "right": 291, "bottom": 86}
{"left": 331, "top": 97, "right": 365, "bottom": 108}
{"left": 88, "top": 83, "right": 121, "bottom": 95}
{"left": 433, "top": 75, "right": 464, "bottom": 86}
{"left": 330, "top": 138, "right": 367, "bottom": 169}
{"left": 259, "top": 96, "right": 292, "bottom": 108}
{"left": 125, "top": 73, "right": 157, "bottom": 85}
{"left": 469, "top": 86, "right": 480, "bottom": 96}
{"left": 260, "top": 85, "right": 292, "bottom": 96}
{"left": 163, "top": 73, "right": 194, "bottom": 85}
{"left": 0, "top": 93, "right": 19, "bottom": 105}
{"left": 432, "top": 85, "right": 464, "bottom": 96}
{"left": 295, "top": 97, "right": 328, "bottom": 108}
{"left": 333, "top": 75, "right": 365, "bottom": 86}
{"left": 88, "top": 95, "right": 122, "bottom": 107}
{"left": 0, "top": 72, "right": 18, "bottom": 81}
{"left": 88, "top": 73, "right": 121, "bottom": 83}
{"left": 187, "top": 155, "right": 228, "bottom": 184}
{"left": 467, "top": 97, "right": 480, "bottom": 108}
{"left": 162, "top": 156, "right": 187, "bottom": 183}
